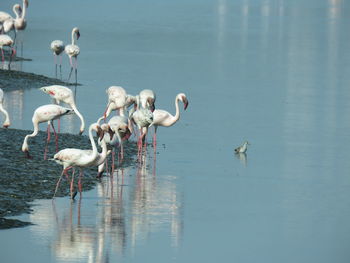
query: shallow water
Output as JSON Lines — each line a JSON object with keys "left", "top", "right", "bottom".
{"left": 1, "top": 0, "right": 350, "bottom": 262}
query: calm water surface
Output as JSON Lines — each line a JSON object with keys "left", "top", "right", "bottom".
{"left": 1, "top": 0, "right": 350, "bottom": 262}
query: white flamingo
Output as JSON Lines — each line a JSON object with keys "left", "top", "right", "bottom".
{"left": 138, "top": 89, "right": 156, "bottom": 111}
{"left": 50, "top": 40, "right": 65, "bottom": 77}
{"left": 0, "top": 4, "right": 20, "bottom": 34}
{"left": 0, "top": 34, "right": 15, "bottom": 63}
{"left": 52, "top": 123, "right": 110, "bottom": 199}
{"left": 151, "top": 93, "right": 188, "bottom": 149}
{"left": 130, "top": 99, "right": 153, "bottom": 155}
{"left": 14, "top": 0, "right": 29, "bottom": 31}
{"left": 102, "top": 86, "right": 128, "bottom": 119}
{"left": 65, "top": 27, "right": 80, "bottom": 83}
{"left": 21, "top": 104, "right": 74, "bottom": 159}
{"left": 40, "top": 85, "right": 85, "bottom": 135}
{"left": 0, "top": 88, "right": 10, "bottom": 128}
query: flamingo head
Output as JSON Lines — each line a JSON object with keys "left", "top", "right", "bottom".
{"left": 96, "top": 125, "right": 104, "bottom": 140}
{"left": 148, "top": 98, "right": 155, "bottom": 112}
{"left": 101, "top": 123, "right": 114, "bottom": 140}
{"left": 24, "top": 0, "right": 29, "bottom": 8}
{"left": 179, "top": 93, "right": 188, "bottom": 110}
{"left": 17, "top": 5, "right": 23, "bottom": 16}
{"left": 3, "top": 123, "right": 10, "bottom": 128}
{"left": 40, "top": 86, "right": 55, "bottom": 96}
{"left": 74, "top": 28, "right": 81, "bottom": 40}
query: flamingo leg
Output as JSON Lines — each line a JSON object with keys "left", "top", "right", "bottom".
{"left": 51, "top": 122, "right": 59, "bottom": 152}
{"left": 53, "top": 166, "right": 73, "bottom": 199}
{"left": 74, "top": 57, "right": 78, "bottom": 85}
{"left": 70, "top": 168, "right": 75, "bottom": 199}
{"left": 111, "top": 149, "right": 115, "bottom": 176}
{"left": 54, "top": 54, "right": 57, "bottom": 78}
{"left": 59, "top": 55, "right": 62, "bottom": 80}
{"left": 1, "top": 48, "right": 5, "bottom": 63}
{"left": 68, "top": 56, "right": 73, "bottom": 82}
{"left": 78, "top": 169, "right": 83, "bottom": 197}
{"left": 44, "top": 124, "right": 51, "bottom": 160}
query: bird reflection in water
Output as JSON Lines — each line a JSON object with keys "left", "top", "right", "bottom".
{"left": 235, "top": 152, "right": 248, "bottom": 167}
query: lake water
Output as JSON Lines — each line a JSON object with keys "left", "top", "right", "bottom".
{"left": 1, "top": 0, "right": 350, "bottom": 262}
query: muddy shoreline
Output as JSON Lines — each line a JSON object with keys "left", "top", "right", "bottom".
{"left": 0, "top": 128, "right": 137, "bottom": 229}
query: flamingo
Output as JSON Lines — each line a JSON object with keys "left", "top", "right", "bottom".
{"left": 151, "top": 93, "right": 188, "bottom": 149}
{"left": 21, "top": 104, "right": 74, "bottom": 159}
{"left": 14, "top": 0, "right": 29, "bottom": 32}
{"left": 52, "top": 123, "right": 110, "bottom": 199}
{"left": 102, "top": 86, "right": 127, "bottom": 119}
{"left": 235, "top": 141, "right": 250, "bottom": 154}
{"left": 40, "top": 85, "right": 85, "bottom": 135}
{"left": 0, "top": 88, "right": 10, "bottom": 128}
{"left": 65, "top": 27, "right": 80, "bottom": 84}
{"left": 138, "top": 89, "right": 156, "bottom": 112}
{"left": 0, "top": 34, "right": 16, "bottom": 63}
{"left": 0, "top": 4, "right": 20, "bottom": 35}
{"left": 50, "top": 40, "right": 65, "bottom": 78}
{"left": 130, "top": 99, "right": 153, "bottom": 156}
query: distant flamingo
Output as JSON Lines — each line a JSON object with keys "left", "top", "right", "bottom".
{"left": 40, "top": 85, "right": 85, "bottom": 135}
{"left": 50, "top": 40, "right": 65, "bottom": 77}
{"left": 21, "top": 104, "right": 74, "bottom": 159}
{"left": 151, "top": 93, "right": 188, "bottom": 149}
{"left": 14, "top": 0, "right": 29, "bottom": 32}
{"left": 52, "top": 123, "right": 109, "bottom": 199}
{"left": 0, "top": 4, "right": 20, "bottom": 34}
{"left": 0, "top": 88, "right": 10, "bottom": 128}
{"left": 0, "top": 34, "right": 16, "bottom": 63}
{"left": 65, "top": 27, "right": 80, "bottom": 84}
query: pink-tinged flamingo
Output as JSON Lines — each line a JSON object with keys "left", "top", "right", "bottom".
{"left": 52, "top": 123, "right": 109, "bottom": 199}
{"left": 151, "top": 93, "right": 188, "bottom": 149}
{"left": 130, "top": 100, "right": 153, "bottom": 157}
{"left": 0, "top": 3, "right": 20, "bottom": 24}
{"left": 50, "top": 40, "right": 65, "bottom": 78}
{"left": 65, "top": 27, "right": 80, "bottom": 84}
{"left": 103, "top": 86, "right": 127, "bottom": 119}
{"left": 97, "top": 116, "right": 131, "bottom": 177}
{"left": 0, "top": 88, "right": 10, "bottom": 128}
{"left": 14, "top": 0, "right": 28, "bottom": 32}
{"left": 0, "top": 34, "right": 16, "bottom": 63}
{"left": 21, "top": 104, "right": 74, "bottom": 159}
{"left": 138, "top": 89, "right": 156, "bottom": 112}
{"left": 0, "top": 4, "right": 20, "bottom": 34}
{"left": 40, "top": 85, "right": 85, "bottom": 135}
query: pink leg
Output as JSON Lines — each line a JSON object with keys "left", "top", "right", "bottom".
{"left": 70, "top": 169, "right": 75, "bottom": 199}
{"left": 53, "top": 166, "right": 73, "bottom": 198}
{"left": 78, "top": 169, "right": 83, "bottom": 197}
{"left": 51, "top": 122, "right": 59, "bottom": 152}
{"left": 111, "top": 150, "right": 115, "bottom": 176}
{"left": 44, "top": 124, "right": 51, "bottom": 160}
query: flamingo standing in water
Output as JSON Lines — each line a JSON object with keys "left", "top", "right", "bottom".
{"left": 40, "top": 85, "right": 85, "bottom": 135}
{"left": 0, "top": 34, "right": 16, "bottom": 63}
{"left": 151, "top": 93, "right": 188, "bottom": 149}
{"left": 14, "top": 0, "right": 29, "bottom": 32}
{"left": 0, "top": 88, "right": 10, "bottom": 128}
{"left": 21, "top": 104, "right": 74, "bottom": 159}
{"left": 52, "top": 123, "right": 110, "bottom": 199}
{"left": 65, "top": 27, "right": 80, "bottom": 84}
{"left": 130, "top": 98, "right": 153, "bottom": 156}
{"left": 138, "top": 89, "right": 156, "bottom": 112}
{"left": 50, "top": 40, "right": 65, "bottom": 78}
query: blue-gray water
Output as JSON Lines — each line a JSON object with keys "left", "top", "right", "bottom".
{"left": 1, "top": 0, "right": 350, "bottom": 262}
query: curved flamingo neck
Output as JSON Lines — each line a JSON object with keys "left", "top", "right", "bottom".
{"left": 13, "top": 5, "right": 20, "bottom": 19}
{"left": 21, "top": 0, "right": 27, "bottom": 19}
{"left": 0, "top": 103, "right": 10, "bottom": 126}
{"left": 71, "top": 30, "right": 76, "bottom": 45}
{"left": 172, "top": 94, "right": 181, "bottom": 123}
{"left": 88, "top": 124, "right": 98, "bottom": 156}
{"left": 70, "top": 102, "right": 85, "bottom": 133}
{"left": 22, "top": 119, "right": 39, "bottom": 151}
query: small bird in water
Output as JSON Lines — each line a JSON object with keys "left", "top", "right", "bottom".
{"left": 235, "top": 141, "right": 250, "bottom": 154}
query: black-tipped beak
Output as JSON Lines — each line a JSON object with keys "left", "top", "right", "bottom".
{"left": 184, "top": 99, "right": 189, "bottom": 110}
{"left": 150, "top": 103, "right": 155, "bottom": 112}
{"left": 25, "top": 0, "right": 29, "bottom": 8}
{"left": 97, "top": 127, "right": 104, "bottom": 140}
{"left": 77, "top": 31, "right": 81, "bottom": 40}
{"left": 79, "top": 130, "right": 83, "bottom": 135}
{"left": 108, "top": 127, "right": 115, "bottom": 140}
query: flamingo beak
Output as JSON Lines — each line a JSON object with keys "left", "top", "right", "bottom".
{"left": 108, "top": 127, "right": 114, "bottom": 140}
{"left": 183, "top": 97, "right": 189, "bottom": 110}
{"left": 96, "top": 127, "right": 104, "bottom": 140}
{"left": 77, "top": 31, "right": 81, "bottom": 40}
{"left": 122, "top": 128, "right": 131, "bottom": 141}
{"left": 3, "top": 124, "right": 9, "bottom": 128}
{"left": 25, "top": 0, "right": 29, "bottom": 8}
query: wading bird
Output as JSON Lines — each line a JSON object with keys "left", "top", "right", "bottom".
{"left": 50, "top": 40, "right": 65, "bottom": 77}
{"left": 65, "top": 27, "right": 80, "bottom": 84}
{"left": 21, "top": 104, "right": 74, "bottom": 159}
{"left": 52, "top": 123, "right": 110, "bottom": 199}
{"left": 234, "top": 141, "right": 250, "bottom": 154}
{"left": 0, "top": 88, "right": 10, "bottom": 128}
{"left": 40, "top": 85, "right": 85, "bottom": 135}
{"left": 0, "top": 34, "right": 15, "bottom": 63}
{"left": 151, "top": 93, "right": 188, "bottom": 149}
